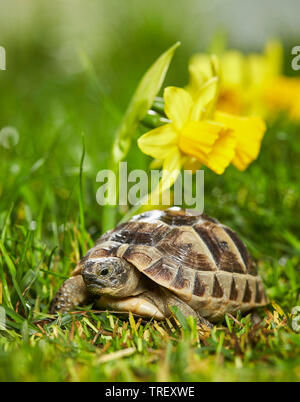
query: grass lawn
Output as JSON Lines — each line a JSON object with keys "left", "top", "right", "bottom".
{"left": 0, "top": 36, "right": 300, "bottom": 382}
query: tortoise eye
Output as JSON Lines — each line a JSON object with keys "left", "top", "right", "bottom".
{"left": 100, "top": 269, "right": 109, "bottom": 276}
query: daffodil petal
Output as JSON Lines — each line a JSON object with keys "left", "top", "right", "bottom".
{"left": 265, "top": 40, "right": 283, "bottom": 78}
{"left": 179, "top": 120, "right": 223, "bottom": 162}
{"left": 164, "top": 87, "right": 193, "bottom": 130}
{"left": 191, "top": 77, "right": 219, "bottom": 121}
{"left": 264, "top": 76, "right": 300, "bottom": 120}
{"left": 215, "top": 111, "right": 266, "bottom": 171}
{"left": 187, "top": 55, "right": 220, "bottom": 99}
{"left": 248, "top": 54, "right": 269, "bottom": 87}
{"left": 149, "top": 159, "right": 163, "bottom": 169}
{"left": 149, "top": 149, "right": 183, "bottom": 205}
{"left": 137, "top": 124, "right": 178, "bottom": 159}
{"left": 188, "top": 54, "right": 214, "bottom": 86}
{"left": 221, "top": 51, "right": 245, "bottom": 87}
{"left": 290, "top": 94, "right": 300, "bottom": 120}
{"left": 160, "top": 148, "right": 184, "bottom": 194}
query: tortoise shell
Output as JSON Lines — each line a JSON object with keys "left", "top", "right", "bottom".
{"left": 76, "top": 208, "right": 267, "bottom": 321}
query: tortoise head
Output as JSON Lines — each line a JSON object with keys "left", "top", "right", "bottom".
{"left": 82, "top": 257, "right": 141, "bottom": 297}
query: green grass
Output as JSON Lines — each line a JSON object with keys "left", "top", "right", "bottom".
{"left": 0, "top": 12, "right": 300, "bottom": 381}
{"left": 0, "top": 112, "right": 299, "bottom": 382}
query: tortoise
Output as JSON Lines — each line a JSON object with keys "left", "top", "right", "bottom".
{"left": 50, "top": 208, "right": 268, "bottom": 326}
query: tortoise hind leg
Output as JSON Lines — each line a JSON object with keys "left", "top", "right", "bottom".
{"left": 50, "top": 276, "right": 90, "bottom": 314}
{"left": 143, "top": 288, "right": 213, "bottom": 329}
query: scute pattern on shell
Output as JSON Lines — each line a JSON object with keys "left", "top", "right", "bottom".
{"left": 77, "top": 208, "right": 267, "bottom": 321}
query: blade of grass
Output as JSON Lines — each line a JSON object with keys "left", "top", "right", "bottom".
{"left": 78, "top": 133, "right": 87, "bottom": 255}
{"left": 0, "top": 240, "right": 28, "bottom": 313}
{"left": 0, "top": 252, "right": 13, "bottom": 309}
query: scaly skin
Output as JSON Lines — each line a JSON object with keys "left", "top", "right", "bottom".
{"left": 50, "top": 274, "right": 213, "bottom": 328}
{"left": 49, "top": 276, "right": 90, "bottom": 314}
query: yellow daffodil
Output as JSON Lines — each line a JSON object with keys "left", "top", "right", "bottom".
{"left": 138, "top": 60, "right": 266, "bottom": 195}
{"left": 264, "top": 76, "right": 300, "bottom": 120}
{"left": 188, "top": 40, "right": 300, "bottom": 120}
{"left": 188, "top": 50, "right": 247, "bottom": 115}
{"left": 138, "top": 83, "right": 235, "bottom": 193}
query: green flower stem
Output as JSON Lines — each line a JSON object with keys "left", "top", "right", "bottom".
{"left": 152, "top": 96, "right": 166, "bottom": 115}
{"left": 141, "top": 110, "right": 170, "bottom": 129}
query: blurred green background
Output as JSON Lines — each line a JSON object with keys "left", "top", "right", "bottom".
{"left": 1, "top": 0, "right": 300, "bottom": 238}
{"left": 0, "top": 0, "right": 299, "bottom": 382}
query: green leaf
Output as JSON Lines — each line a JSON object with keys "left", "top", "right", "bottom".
{"left": 103, "top": 42, "right": 180, "bottom": 232}
{"left": 110, "top": 41, "right": 180, "bottom": 169}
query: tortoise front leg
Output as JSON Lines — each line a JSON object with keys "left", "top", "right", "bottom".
{"left": 49, "top": 275, "right": 90, "bottom": 314}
